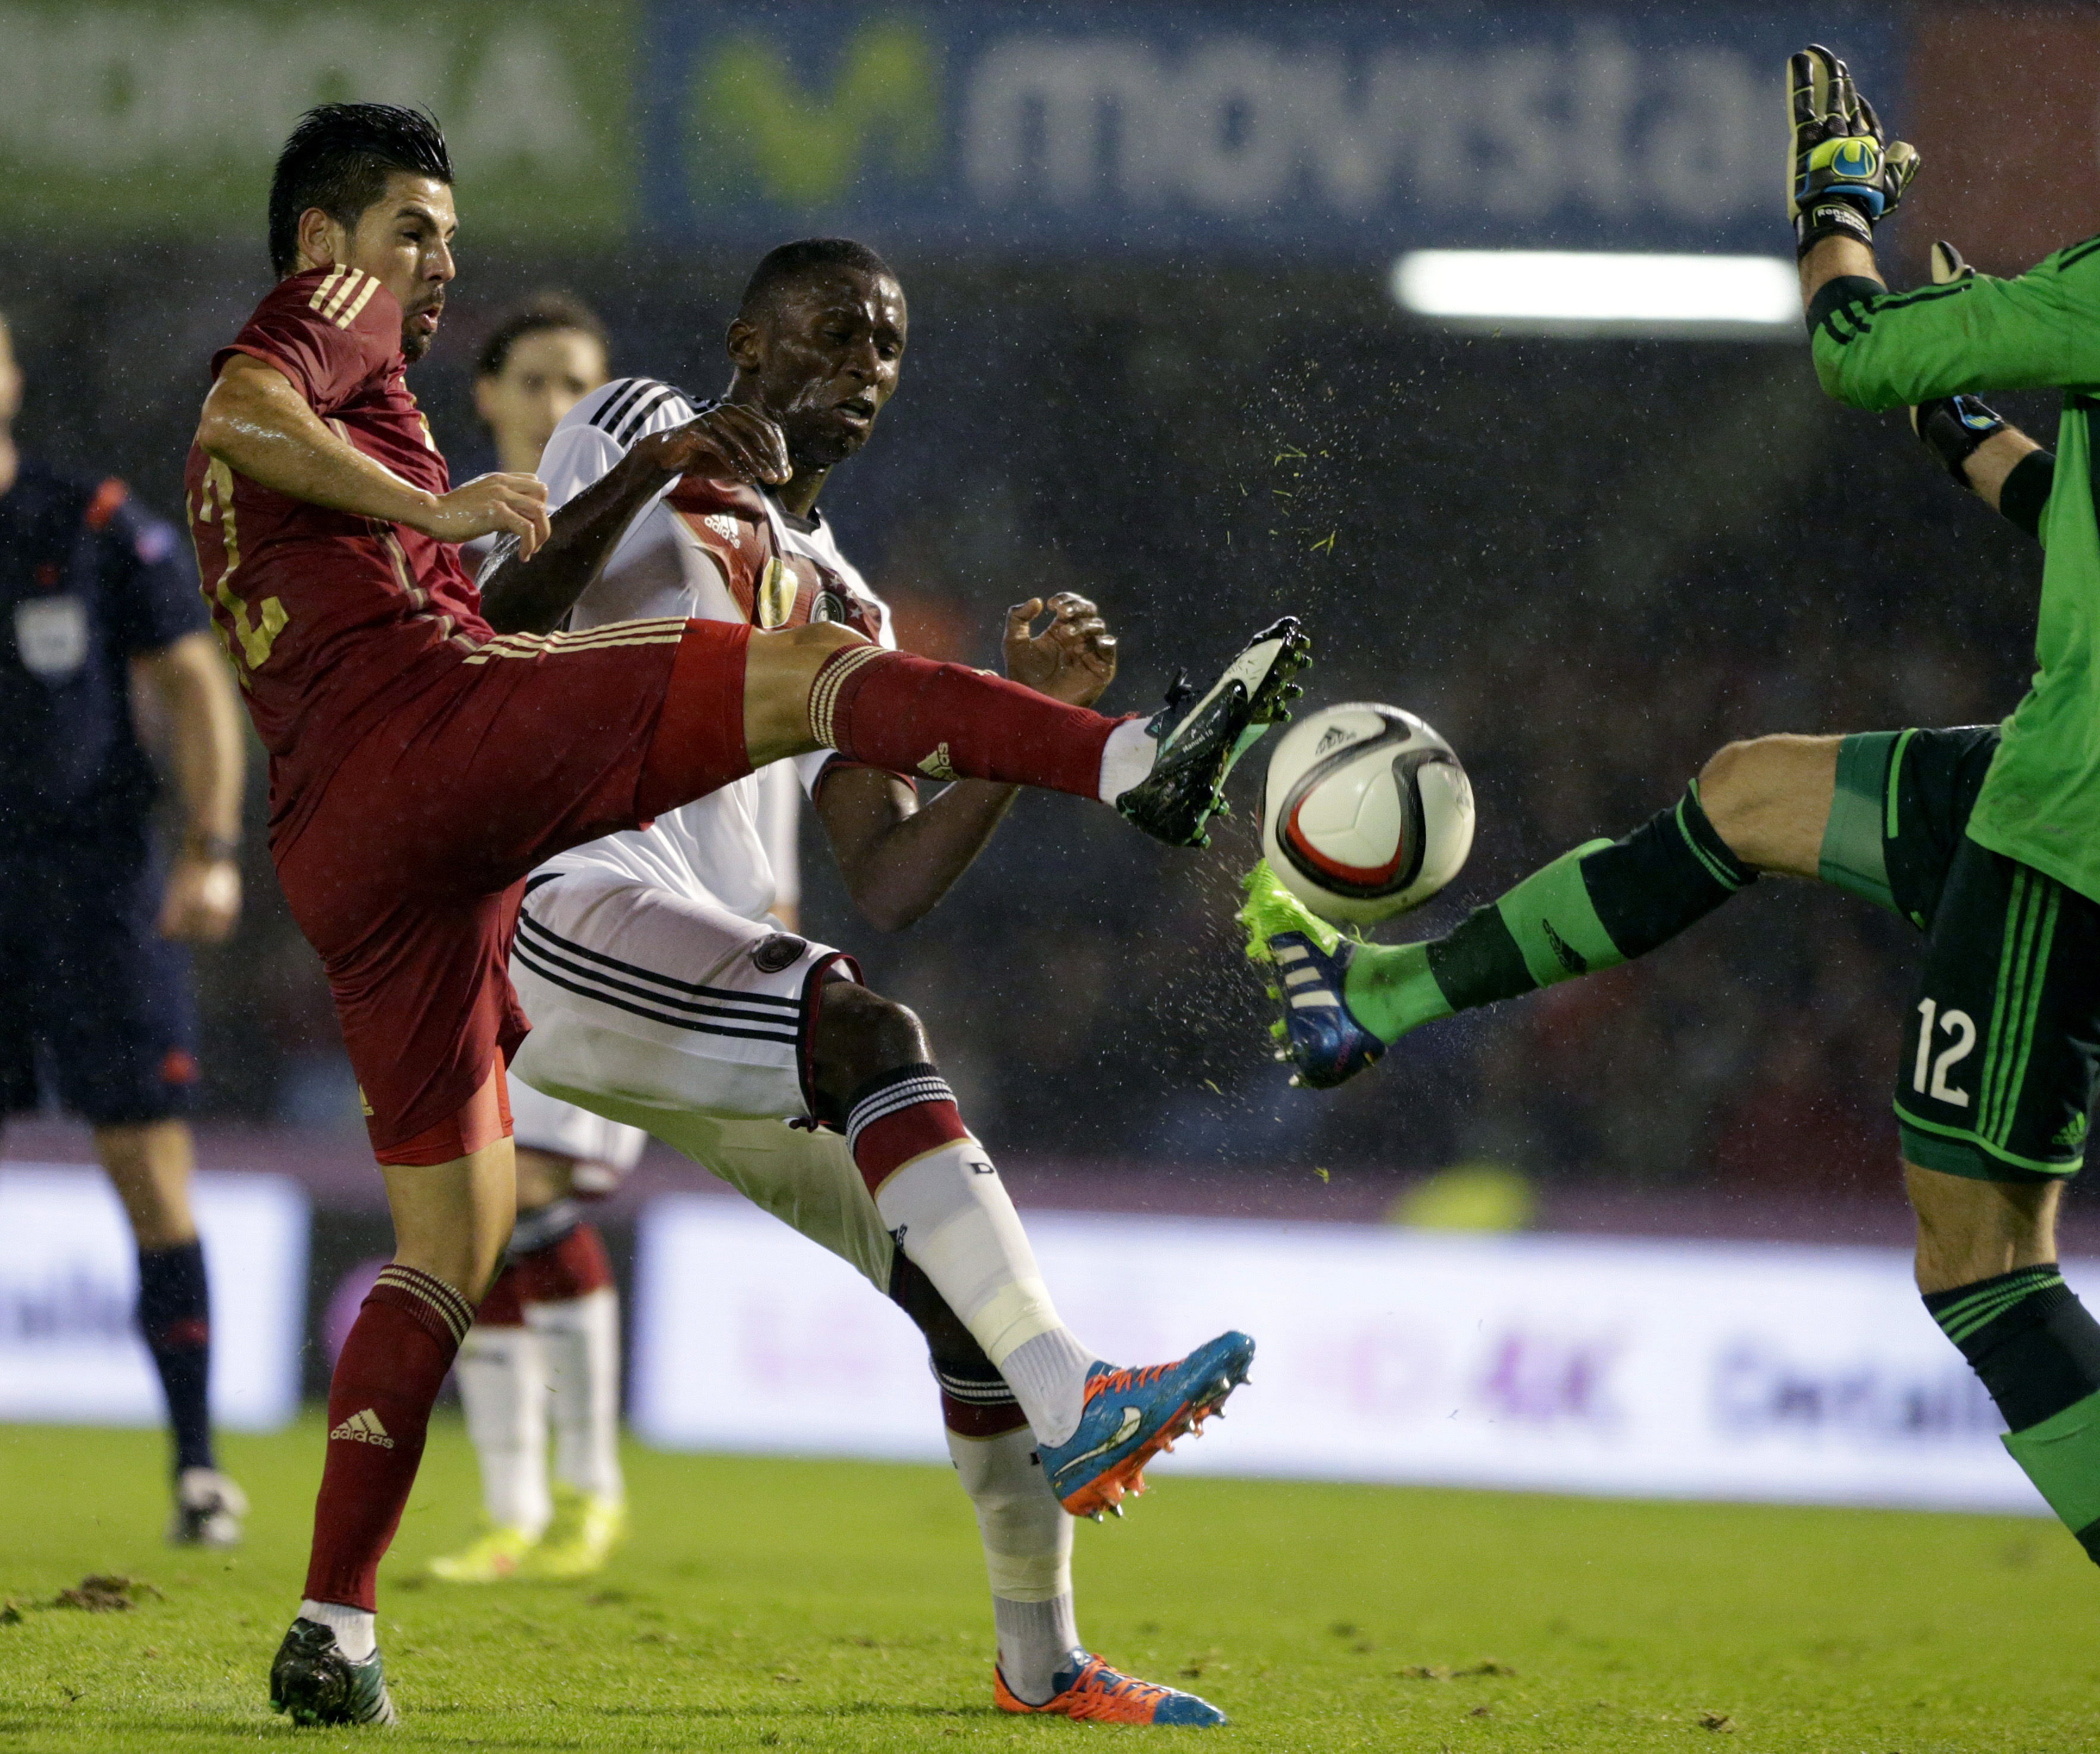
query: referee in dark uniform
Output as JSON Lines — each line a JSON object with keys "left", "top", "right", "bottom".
{"left": 0, "top": 307, "right": 251, "bottom": 1544}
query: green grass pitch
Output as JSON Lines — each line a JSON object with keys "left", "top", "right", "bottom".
{"left": 2, "top": 1416, "right": 2097, "bottom": 1752}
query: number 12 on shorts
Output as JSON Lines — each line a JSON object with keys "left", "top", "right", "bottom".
{"left": 1914, "top": 998, "right": 1977, "bottom": 1107}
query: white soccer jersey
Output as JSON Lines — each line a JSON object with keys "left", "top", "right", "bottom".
{"left": 524, "top": 377, "right": 893, "bottom": 919}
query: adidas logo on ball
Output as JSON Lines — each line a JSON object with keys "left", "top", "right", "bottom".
{"left": 1261, "top": 702, "right": 1475, "bottom": 925}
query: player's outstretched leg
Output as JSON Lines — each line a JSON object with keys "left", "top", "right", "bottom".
{"left": 815, "top": 981, "right": 1253, "bottom": 1517}
{"left": 896, "top": 1263, "right": 1226, "bottom": 1726}
{"left": 1244, "top": 760, "right": 1769, "bottom": 1088}
{"left": 517, "top": 1219, "right": 627, "bottom": 1578}
{"left": 725, "top": 616, "right": 1310, "bottom": 850}
{"left": 430, "top": 1266, "right": 548, "bottom": 1583}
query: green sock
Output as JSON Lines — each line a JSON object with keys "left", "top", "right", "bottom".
{"left": 1342, "top": 782, "right": 1756, "bottom": 1044}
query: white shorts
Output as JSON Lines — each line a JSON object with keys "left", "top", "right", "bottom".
{"left": 504, "top": 1076, "right": 648, "bottom": 1176}
{"left": 508, "top": 869, "right": 894, "bottom": 1290}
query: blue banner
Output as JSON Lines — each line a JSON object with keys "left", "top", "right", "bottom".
{"left": 638, "top": 3, "right": 1898, "bottom": 257}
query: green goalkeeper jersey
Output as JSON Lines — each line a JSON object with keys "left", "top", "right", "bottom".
{"left": 1811, "top": 240, "right": 2100, "bottom": 904}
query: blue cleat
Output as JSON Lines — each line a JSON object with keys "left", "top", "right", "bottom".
{"left": 1036, "top": 1332, "right": 1255, "bottom": 1519}
{"left": 1240, "top": 859, "right": 1385, "bottom": 1090}
{"left": 996, "top": 1652, "right": 1229, "bottom": 1725}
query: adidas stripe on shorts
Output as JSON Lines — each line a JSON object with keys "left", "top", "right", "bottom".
{"left": 1820, "top": 725, "right": 2100, "bottom": 1182}
{"left": 505, "top": 867, "right": 896, "bottom": 1289}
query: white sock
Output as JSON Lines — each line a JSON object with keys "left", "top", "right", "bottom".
{"left": 526, "top": 1288, "right": 624, "bottom": 1503}
{"left": 1095, "top": 717, "right": 1157, "bottom": 803}
{"left": 865, "top": 1131, "right": 1092, "bottom": 1444}
{"left": 454, "top": 1324, "right": 552, "bottom": 1536}
{"left": 998, "top": 1329, "right": 1095, "bottom": 1447}
{"left": 299, "top": 1599, "right": 376, "bottom": 1662}
{"left": 947, "top": 1425, "right": 1078, "bottom": 1706}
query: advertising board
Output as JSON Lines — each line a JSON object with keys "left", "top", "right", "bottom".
{"left": 632, "top": 1196, "right": 2064, "bottom": 1515}
{"left": 0, "top": 1164, "right": 309, "bottom": 1429}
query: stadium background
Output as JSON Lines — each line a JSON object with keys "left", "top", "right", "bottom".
{"left": 7, "top": 1, "right": 2099, "bottom": 1444}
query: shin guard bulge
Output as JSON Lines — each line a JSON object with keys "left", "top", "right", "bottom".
{"left": 304, "top": 1266, "right": 475, "bottom": 1610}
{"left": 136, "top": 1240, "right": 215, "bottom": 1474}
{"left": 809, "top": 644, "right": 1125, "bottom": 798}
{"left": 453, "top": 1319, "right": 551, "bottom": 1537}
{"left": 1927, "top": 1266, "right": 2100, "bottom": 1559}
{"left": 512, "top": 1219, "right": 623, "bottom": 1501}
{"left": 949, "top": 1425, "right": 1079, "bottom": 1705}
{"left": 1346, "top": 780, "right": 1757, "bottom": 1044}
{"left": 848, "top": 1064, "right": 1092, "bottom": 1441}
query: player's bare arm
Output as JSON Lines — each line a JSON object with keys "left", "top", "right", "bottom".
{"left": 818, "top": 593, "right": 1120, "bottom": 931}
{"left": 477, "top": 405, "right": 790, "bottom": 635}
{"left": 133, "top": 631, "right": 245, "bottom": 944}
{"left": 197, "top": 354, "right": 550, "bottom": 554}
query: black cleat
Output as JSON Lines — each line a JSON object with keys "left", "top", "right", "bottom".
{"left": 269, "top": 1617, "right": 398, "bottom": 1727}
{"left": 1115, "top": 617, "right": 1312, "bottom": 847}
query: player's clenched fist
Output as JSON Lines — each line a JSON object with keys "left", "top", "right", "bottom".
{"left": 1787, "top": 43, "right": 1918, "bottom": 257}
{"left": 423, "top": 471, "right": 552, "bottom": 557}
{"left": 632, "top": 403, "right": 790, "bottom": 487}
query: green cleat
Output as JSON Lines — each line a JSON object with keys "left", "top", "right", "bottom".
{"left": 268, "top": 1617, "right": 398, "bottom": 1727}
{"left": 1239, "top": 860, "right": 1385, "bottom": 1090}
{"left": 521, "top": 1487, "right": 627, "bottom": 1580}
{"left": 428, "top": 1522, "right": 537, "bottom": 1584}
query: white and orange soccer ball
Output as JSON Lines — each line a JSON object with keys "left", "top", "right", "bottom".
{"left": 1260, "top": 703, "right": 1475, "bottom": 925}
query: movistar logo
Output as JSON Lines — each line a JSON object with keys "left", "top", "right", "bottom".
{"left": 693, "top": 18, "right": 941, "bottom": 210}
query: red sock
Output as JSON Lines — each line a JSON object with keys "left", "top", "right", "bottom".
{"left": 843, "top": 1063, "right": 970, "bottom": 1196}
{"left": 809, "top": 645, "right": 1132, "bottom": 798}
{"left": 477, "top": 1263, "right": 526, "bottom": 1327}
{"left": 303, "top": 1265, "right": 475, "bottom": 1610}
{"left": 512, "top": 1224, "right": 615, "bottom": 1303}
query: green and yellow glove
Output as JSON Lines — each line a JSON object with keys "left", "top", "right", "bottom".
{"left": 1788, "top": 43, "right": 1919, "bottom": 257}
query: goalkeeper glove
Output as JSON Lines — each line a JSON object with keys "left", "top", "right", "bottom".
{"left": 1788, "top": 43, "right": 1919, "bottom": 257}
{"left": 1908, "top": 241, "right": 2005, "bottom": 479}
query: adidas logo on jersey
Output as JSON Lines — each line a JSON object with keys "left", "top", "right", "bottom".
{"left": 703, "top": 513, "right": 741, "bottom": 547}
{"left": 330, "top": 1409, "right": 395, "bottom": 1449}
{"left": 917, "top": 742, "right": 960, "bottom": 781}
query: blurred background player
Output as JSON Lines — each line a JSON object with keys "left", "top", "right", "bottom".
{"left": 0, "top": 304, "right": 250, "bottom": 1544}
{"left": 492, "top": 239, "right": 1245, "bottom": 1727}
{"left": 434, "top": 291, "right": 648, "bottom": 1584}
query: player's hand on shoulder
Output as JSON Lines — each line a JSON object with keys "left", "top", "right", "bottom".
{"left": 632, "top": 404, "right": 789, "bottom": 487}
{"left": 1005, "top": 592, "right": 1117, "bottom": 707}
{"left": 158, "top": 851, "right": 242, "bottom": 945}
{"left": 421, "top": 472, "right": 552, "bottom": 558}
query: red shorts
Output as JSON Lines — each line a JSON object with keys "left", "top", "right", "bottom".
{"left": 273, "top": 619, "right": 752, "bottom": 1163}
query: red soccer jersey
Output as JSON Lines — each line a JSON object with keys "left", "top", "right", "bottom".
{"left": 185, "top": 266, "right": 490, "bottom": 834}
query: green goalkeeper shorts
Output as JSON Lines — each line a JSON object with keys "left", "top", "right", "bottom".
{"left": 1821, "top": 725, "right": 2100, "bottom": 1182}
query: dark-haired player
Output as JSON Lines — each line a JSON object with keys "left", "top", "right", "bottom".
{"left": 1246, "top": 44, "right": 2100, "bottom": 1580}
{"left": 0, "top": 305, "right": 251, "bottom": 1546}
{"left": 432, "top": 291, "right": 646, "bottom": 1585}
{"left": 495, "top": 237, "right": 1235, "bottom": 1726}
{"left": 471, "top": 294, "right": 610, "bottom": 477}
{"left": 186, "top": 105, "right": 1299, "bottom": 1725}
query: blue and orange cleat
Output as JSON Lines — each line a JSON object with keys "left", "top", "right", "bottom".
{"left": 1240, "top": 859, "right": 1385, "bottom": 1090}
{"left": 1036, "top": 1332, "right": 1255, "bottom": 1519}
{"left": 996, "top": 1652, "right": 1228, "bottom": 1727}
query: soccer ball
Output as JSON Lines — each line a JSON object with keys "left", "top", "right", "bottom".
{"left": 1260, "top": 703, "right": 1475, "bottom": 924}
